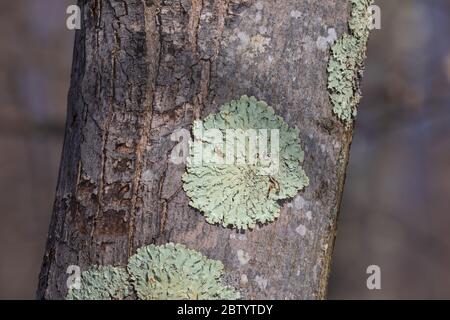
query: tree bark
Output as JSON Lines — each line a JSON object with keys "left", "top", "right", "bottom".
{"left": 38, "top": 0, "right": 354, "bottom": 299}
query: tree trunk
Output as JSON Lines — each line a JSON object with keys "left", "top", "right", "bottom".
{"left": 38, "top": 0, "right": 355, "bottom": 299}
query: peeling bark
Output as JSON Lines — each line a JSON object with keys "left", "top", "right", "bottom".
{"left": 38, "top": 0, "right": 356, "bottom": 299}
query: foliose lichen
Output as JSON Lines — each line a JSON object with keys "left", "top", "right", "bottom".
{"left": 182, "top": 95, "right": 309, "bottom": 229}
{"left": 327, "top": 0, "right": 374, "bottom": 126}
{"left": 66, "top": 265, "right": 129, "bottom": 300}
{"left": 66, "top": 243, "right": 239, "bottom": 300}
{"left": 128, "top": 243, "right": 240, "bottom": 300}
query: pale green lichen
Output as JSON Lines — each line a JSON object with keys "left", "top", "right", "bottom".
{"left": 66, "top": 265, "right": 129, "bottom": 300}
{"left": 182, "top": 95, "right": 309, "bottom": 229}
{"left": 66, "top": 243, "right": 239, "bottom": 300}
{"left": 327, "top": 0, "right": 374, "bottom": 126}
{"left": 128, "top": 243, "right": 240, "bottom": 300}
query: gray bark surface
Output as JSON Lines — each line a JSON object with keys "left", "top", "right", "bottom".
{"left": 38, "top": 0, "right": 354, "bottom": 299}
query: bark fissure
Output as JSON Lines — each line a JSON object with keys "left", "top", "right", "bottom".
{"left": 127, "top": 1, "right": 162, "bottom": 257}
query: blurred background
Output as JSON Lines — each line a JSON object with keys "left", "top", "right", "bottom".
{"left": 0, "top": 0, "right": 449, "bottom": 299}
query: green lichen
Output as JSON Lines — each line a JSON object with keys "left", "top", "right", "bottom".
{"left": 66, "top": 243, "right": 239, "bottom": 300}
{"left": 182, "top": 95, "right": 309, "bottom": 229}
{"left": 327, "top": 0, "right": 374, "bottom": 126}
{"left": 66, "top": 265, "right": 129, "bottom": 300}
{"left": 128, "top": 243, "right": 240, "bottom": 300}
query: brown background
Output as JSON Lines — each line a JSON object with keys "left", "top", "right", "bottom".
{"left": 0, "top": 0, "right": 449, "bottom": 299}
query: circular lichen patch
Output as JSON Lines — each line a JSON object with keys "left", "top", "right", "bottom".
{"left": 182, "top": 95, "right": 309, "bottom": 229}
{"left": 127, "top": 243, "right": 240, "bottom": 300}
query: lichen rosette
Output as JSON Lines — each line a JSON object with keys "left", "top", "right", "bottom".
{"left": 127, "top": 243, "right": 239, "bottom": 300}
{"left": 183, "top": 95, "right": 309, "bottom": 229}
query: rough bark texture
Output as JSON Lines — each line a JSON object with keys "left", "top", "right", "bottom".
{"left": 38, "top": 0, "right": 354, "bottom": 299}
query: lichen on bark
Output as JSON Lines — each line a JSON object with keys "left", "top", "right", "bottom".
{"left": 39, "top": 0, "right": 359, "bottom": 300}
{"left": 66, "top": 265, "right": 129, "bottom": 300}
{"left": 128, "top": 243, "right": 240, "bottom": 300}
{"left": 182, "top": 96, "right": 309, "bottom": 230}
{"left": 66, "top": 243, "right": 239, "bottom": 300}
{"left": 327, "top": 0, "right": 374, "bottom": 126}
